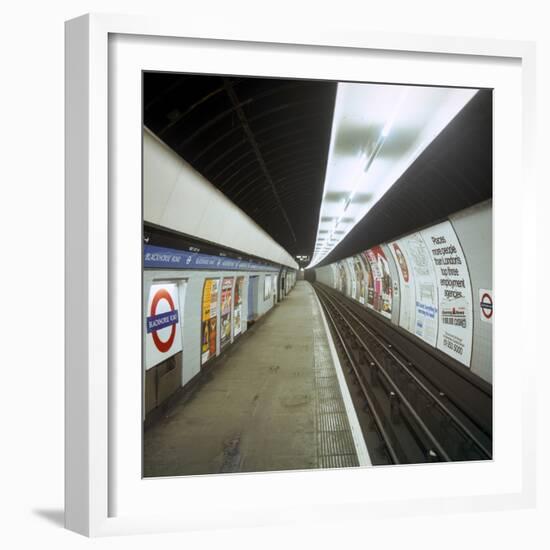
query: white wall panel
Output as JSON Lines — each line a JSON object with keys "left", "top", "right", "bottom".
{"left": 143, "top": 133, "right": 181, "bottom": 224}
{"left": 144, "top": 130, "right": 298, "bottom": 269}
{"left": 161, "top": 166, "right": 211, "bottom": 232}
{"left": 315, "top": 265, "right": 335, "bottom": 287}
{"left": 450, "top": 201, "right": 493, "bottom": 383}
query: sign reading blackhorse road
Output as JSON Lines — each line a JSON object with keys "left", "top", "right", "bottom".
{"left": 145, "top": 283, "right": 183, "bottom": 369}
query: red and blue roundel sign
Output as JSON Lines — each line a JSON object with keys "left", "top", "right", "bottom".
{"left": 145, "top": 284, "right": 183, "bottom": 369}
{"left": 147, "top": 288, "right": 179, "bottom": 352}
{"left": 479, "top": 289, "right": 493, "bottom": 323}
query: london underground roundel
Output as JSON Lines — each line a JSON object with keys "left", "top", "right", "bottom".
{"left": 145, "top": 283, "right": 183, "bottom": 369}
{"left": 479, "top": 289, "right": 493, "bottom": 323}
{"left": 148, "top": 288, "right": 178, "bottom": 352}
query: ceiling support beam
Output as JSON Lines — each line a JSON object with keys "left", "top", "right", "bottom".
{"left": 223, "top": 78, "right": 297, "bottom": 244}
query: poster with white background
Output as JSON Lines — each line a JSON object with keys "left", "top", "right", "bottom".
{"left": 331, "top": 264, "right": 339, "bottom": 288}
{"left": 264, "top": 274, "right": 272, "bottom": 300}
{"left": 145, "top": 282, "right": 183, "bottom": 370}
{"left": 421, "top": 221, "right": 473, "bottom": 366}
{"left": 353, "top": 254, "right": 367, "bottom": 304}
{"left": 399, "top": 233, "right": 439, "bottom": 346}
{"left": 389, "top": 240, "right": 416, "bottom": 333}
{"left": 233, "top": 276, "right": 245, "bottom": 336}
{"left": 337, "top": 261, "right": 347, "bottom": 293}
{"left": 361, "top": 251, "right": 375, "bottom": 309}
{"left": 346, "top": 257, "right": 357, "bottom": 299}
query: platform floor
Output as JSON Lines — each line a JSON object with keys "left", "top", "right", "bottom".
{"left": 143, "top": 281, "right": 359, "bottom": 477}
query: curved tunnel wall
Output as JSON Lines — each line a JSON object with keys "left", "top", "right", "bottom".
{"left": 315, "top": 201, "right": 492, "bottom": 384}
{"left": 144, "top": 128, "right": 299, "bottom": 270}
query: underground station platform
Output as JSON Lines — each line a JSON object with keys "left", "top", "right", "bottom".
{"left": 144, "top": 281, "right": 368, "bottom": 477}
{"left": 140, "top": 73, "right": 493, "bottom": 478}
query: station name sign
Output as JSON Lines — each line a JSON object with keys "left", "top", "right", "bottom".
{"left": 144, "top": 244, "right": 280, "bottom": 273}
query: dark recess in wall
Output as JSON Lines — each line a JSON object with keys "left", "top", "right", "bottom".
{"left": 304, "top": 269, "right": 316, "bottom": 283}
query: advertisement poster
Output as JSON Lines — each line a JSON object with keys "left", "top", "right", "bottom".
{"left": 337, "top": 261, "right": 347, "bottom": 294}
{"left": 364, "top": 246, "right": 392, "bottom": 319}
{"left": 264, "top": 274, "right": 272, "bottom": 301}
{"left": 389, "top": 241, "right": 416, "bottom": 333}
{"left": 360, "top": 252, "right": 375, "bottom": 308}
{"left": 233, "top": 276, "right": 245, "bottom": 336}
{"left": 331, "top": 264, "right": 339, "bottom": 288}
{"left": 201, "top": 278, "right": 219, "bottom": 365}
{"left": 421, "top": 222, "right": 473, "bottom": 366}
{"left": 145, "top": 282, "right": 184, "bottom": 370}
{"left": 352, "top": 255, "right": 367, "bottom": 304}
{"left": 400, "top": 233, "right": 438, "bottom": 347}
{"left": 220, "top": 277, "right": 234, "bottom": 350}
{"left": 346, "top": 257, "right": 357, "bottom": 299}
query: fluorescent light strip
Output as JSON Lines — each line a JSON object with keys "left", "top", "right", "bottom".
{"left": 307, "top": 83, "right": 477, "bottom": 268}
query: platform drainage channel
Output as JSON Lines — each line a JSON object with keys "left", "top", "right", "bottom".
{"left": 311, "top": 294, "right": 359, "bottom": 470}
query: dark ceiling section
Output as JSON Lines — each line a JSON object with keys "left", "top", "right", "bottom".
{"left": 143, "top": 73, "right": 337, "bottom": 258}
{"left": 318, "top": 88, "right": 493, "bottom": 267}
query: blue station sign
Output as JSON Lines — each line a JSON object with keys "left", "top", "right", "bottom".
{"left": 144, "top": 244, "right": 281, "bottom": 273}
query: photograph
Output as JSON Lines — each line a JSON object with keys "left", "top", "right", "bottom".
{"left": 1, "top": 0, "right": 543, "bottom": 543}
{"left": 141, "top": 73, "right": 493, "bottom": 476}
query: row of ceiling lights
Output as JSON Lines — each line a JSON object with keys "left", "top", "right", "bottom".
{"left": 308, "top": 83, "right": 477, "bottom": 268}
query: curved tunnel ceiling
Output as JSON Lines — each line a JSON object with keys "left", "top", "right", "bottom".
{"left": 309, "top": 83, "right": 479, "bottom": 267}
{"left": 144, "top": 74, "right": 492, "bottom": 267}
{"left": 144, "top": 74, "right": 336, "bottom": 259}
{"left": 317, "top": 88, "right": 493, "bottom": 267}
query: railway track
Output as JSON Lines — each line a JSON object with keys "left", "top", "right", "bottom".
{"left": 313, "top": 282, "right": 492, "bottom": 465}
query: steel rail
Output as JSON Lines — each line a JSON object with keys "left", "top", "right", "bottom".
{"left": 320, "top": 285, "right": 491, "bottom": 458}
{"left": 316, "top": 285, "right": 451, "bottom": 462}
{"left": 329, "top": 282, "right": 492, "bottom": 398}
{"left": 318, "top": 291, "right": 400, "bottom": 464}
{"left": 317, "top": 284, "right": 492, "bottom": 459}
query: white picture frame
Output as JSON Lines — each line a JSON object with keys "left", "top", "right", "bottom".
{"left": 65, "top": 13, "right": 536, "bottom": 537}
